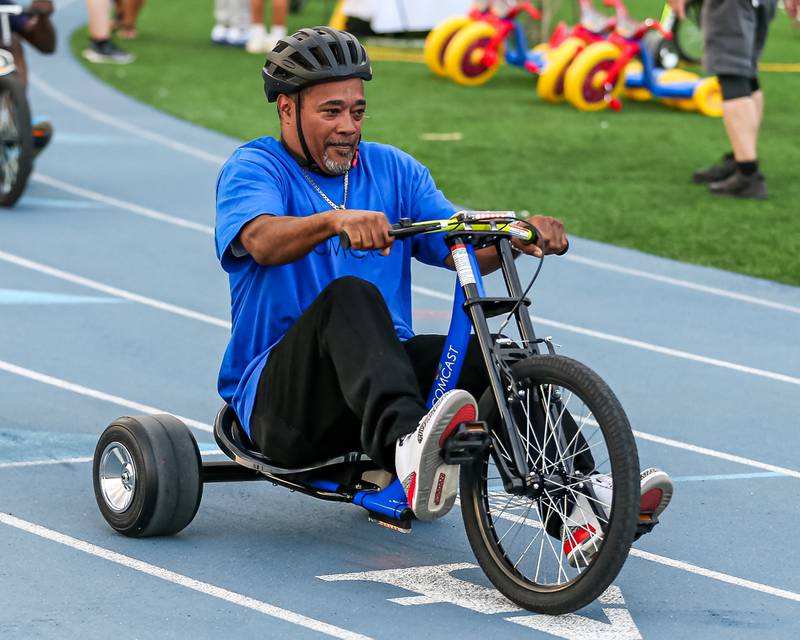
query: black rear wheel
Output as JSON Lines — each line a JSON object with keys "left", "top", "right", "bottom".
{"left": 93, "top": 414, "right": 203, "bottom": 537}
{"left": 460, "top": 355, "right": 639, "bottom": 614}
{"left": 0, "top": 70, "right": 32, "bottom": 208}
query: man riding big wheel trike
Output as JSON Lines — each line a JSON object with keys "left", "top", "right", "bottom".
{"left": 92, "top": 27, "right": 674, "bottom": 615}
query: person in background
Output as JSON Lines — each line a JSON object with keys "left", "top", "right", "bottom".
{"left": 113, "top": 0, "right": 145, "bottom": 40}
{"left": 211, "top": 0, "right": 250, "bottom": 47}
{"left": 246, "top": 0, "right": 288, "bottom": 54}
{"left": 82, "top": 0, "right": 134, "bottom": 63}
{"left": 1, "top": 0, "right": 56, "bottom": 156}
{"left": 671, "top": 0, "right": 784, "bottom": 199}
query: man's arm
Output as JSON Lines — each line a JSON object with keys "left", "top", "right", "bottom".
{"left": 444, "top": 215, "right": 569, "bottom": 274}
{"left": 239, "top": 209, "right": 395, "bottom": 266}
{"left": 20, "top": 1, "right": 56, "bottom": 53}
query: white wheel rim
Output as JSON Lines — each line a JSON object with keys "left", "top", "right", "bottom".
{"left": 99, "top": 442, "right": 137, "bottom": 513}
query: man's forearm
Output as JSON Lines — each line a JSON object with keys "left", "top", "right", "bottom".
{"left": 240, "top": 211, "right": 337, "bottom": 266}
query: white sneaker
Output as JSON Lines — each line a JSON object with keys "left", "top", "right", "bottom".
{"left": 225, "top": 27, "right": 249, "bottom": 47}
{"left": 395, "top": 389, "right": 477, "bottom": 521}
{"left": 561, "top": 490, "right": 605, "bottom": 568}
{"left": 210, "top": 24, "right": 228, "bottom": 45}
{"left": 561, "top": 467, "right": 674, "bottom": 568}
{"left": 246, "top": 30, "right": 278, "bottom": 54}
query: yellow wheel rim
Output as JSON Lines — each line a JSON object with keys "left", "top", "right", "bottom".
{"left": 443, "top": 21, "right": 503, "bottom": 87}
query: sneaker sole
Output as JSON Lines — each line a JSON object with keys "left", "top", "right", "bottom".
{"left": 412, "top": 400, "right": 476, "bottom": 521}
{"left": 81, "top": 49, "right": 136, "bottom": 65}
{"left": 640, "top": 468, "right": 673, "bottom": 519}
{"left": 566, "top": 530, "right": 603, "bottom": 568}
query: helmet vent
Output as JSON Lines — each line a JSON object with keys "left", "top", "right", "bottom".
{"left": 308, "top": 46, "right": 329, "bottom": 68}
{"left": 329, "top": 42, "right": 345, "bottom": 65}
{"left": 346, "top": 40, "right": 358, "bottom": 63}
{"left": 289, "top": 51, "right": 314, "bottom": 71}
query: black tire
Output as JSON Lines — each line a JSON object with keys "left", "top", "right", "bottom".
{"left": 673, "top": 0, "right": 704, "bottom": 65}
{"left": 93, "top": 414, "right": 203, "bottom": 537}
{"left": 460, "top": 355, "right": 640, "bottom": 614}
{"left": 0, "top": 70, "right": 33, "bottom": 208}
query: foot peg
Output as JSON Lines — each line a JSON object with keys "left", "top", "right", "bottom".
{"left": 442, "top": 421, "right": 489, "bottom": 464}
{"left": 368, "top": 511, "right": 412, "bottom": 533}
{"left": 634, "top": 512, "right": 659, "bottom": 540}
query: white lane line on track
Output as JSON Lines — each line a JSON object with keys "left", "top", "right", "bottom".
{"left": 563, "top": 254, "right": 800, "bottom": 315}
{"left": 1, "top": 248, "right": 796, "bottom": 387}
{"left": 28, "top": 75, "right": 800, "bottom": 317}
{"left": 488, "top": 504, "right": 800, "bottom": 604}
{"left": 29, "top": 76, "right": 229, "bottom": 165}
{"left": 0, "top": 512, "right": 372, "bottom": 640}
{"left": 3, "top": 356, "right": 800, "bottom": 483}
{"left": 32, "top": 173, "right": 215, "bottom": 235}
{"left": 532, "top": 315, "right": 800, "bottom": 386}
{"left": 2, "top": 359, "right": 798, "bottom": 604}
{"left": 628, "top": 548, "right": 800, "bottom": 603}
{"left": 411, "top": 285, "right": 800, "bottom": 386}
{"left": 0, "top": 359, "right": 213, "bottom": 433}
{"left": 0, "top": 449, "right": 226, "bottom": 470}
{"left": 0, "top": 250, "right": 231, "bottom": 329}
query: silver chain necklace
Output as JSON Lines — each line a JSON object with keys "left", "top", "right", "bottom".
{"left": 302, "top": 169, "right": 349, "bottom": 210}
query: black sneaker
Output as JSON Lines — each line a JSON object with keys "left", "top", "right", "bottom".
{"left": 82, "top": 40, "right": 135, "bottom": 64}
{"left": 709, "top": 170, "right": 768, "bottom": 200}
{"left": 692, "top": 153, "right": 736, "bottom": 184}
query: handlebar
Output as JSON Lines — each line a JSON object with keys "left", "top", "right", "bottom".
{"left": 337, "top": 212, "right": 539, "bottom": 251}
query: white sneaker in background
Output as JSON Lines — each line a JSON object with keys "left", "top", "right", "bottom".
{"left": 225, "top": 27, "right": 249, "bottom": 47}
{"left": 246, "top": 27, "right": 278, "bottom": 54}
{"left": 210, "top": 24, "right": 228, "bottom": 45}
{"left": 395, "top": 389, "right": 477, "bottom": 521}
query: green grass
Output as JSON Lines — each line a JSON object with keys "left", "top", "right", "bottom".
{"left": 71, "top": 1, "right": 800, "bottom": 285}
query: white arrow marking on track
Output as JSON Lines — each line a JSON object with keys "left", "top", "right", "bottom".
{"left": 319, "top": 563, "right": 521, "bottom": 614}
{"left": 506, "top": 586, "right": 642, "bottom": 640}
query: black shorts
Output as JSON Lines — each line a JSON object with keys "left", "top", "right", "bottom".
{"left": 702, "top": 0, "right": 777, "bottom": 77}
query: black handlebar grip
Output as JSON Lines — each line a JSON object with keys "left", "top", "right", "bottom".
{"left": 338, "top": 231, "right": 352, "bottom": 250}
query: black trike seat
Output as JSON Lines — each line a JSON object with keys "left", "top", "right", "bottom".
{"left": 212, "top": 404, "right": 377, "bottom": 476}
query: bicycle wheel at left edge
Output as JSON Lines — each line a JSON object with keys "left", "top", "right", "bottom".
{"left": 0, "top": 69, "right": 33, "bottom": 208}
{"left": 460, "top": 354, "right": 640, "bottom": 614}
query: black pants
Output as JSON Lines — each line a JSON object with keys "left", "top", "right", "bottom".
{"left": 250, "top": 277, "right": 490, "bottom": 471}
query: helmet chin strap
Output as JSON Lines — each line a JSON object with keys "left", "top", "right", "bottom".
{"left": 294, "top": 91, "right": 321, "bottom": 173}
{"left": 293, "top": 91, "right": 360, "bottom": 176}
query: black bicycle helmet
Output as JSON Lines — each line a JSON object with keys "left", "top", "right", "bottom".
{"left": 262, "top": 26, "right": 372, "bottom": 102}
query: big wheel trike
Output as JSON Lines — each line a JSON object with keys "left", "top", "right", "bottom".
{"left": 93, "top": 211, "right": 658, "bottom": 615}
{"left": 564, "top": 0, "right": 721, "bottom": 116}
{"left": 424, "top": 1, "right": 547, "bottom": 87}
{"left": 536, "top": 0, "right": 619, "bottom": 103}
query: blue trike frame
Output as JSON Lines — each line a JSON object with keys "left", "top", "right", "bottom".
{"left": 208, "top": 214, "right": 543, "bottom": 529}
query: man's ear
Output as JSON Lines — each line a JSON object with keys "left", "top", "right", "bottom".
{"left": 276, "top": 94, "right": 295, "bottom": 124}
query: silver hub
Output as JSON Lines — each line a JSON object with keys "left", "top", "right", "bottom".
{"left": 99, "top": 442, "right": 137, "bottom": 513}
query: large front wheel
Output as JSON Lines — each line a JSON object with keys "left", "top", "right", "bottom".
{"left": 537, "top": 37, "right": 583, "bottom": 103}
{"left": 460, "top": 355, "right": 640, "bottom": 614}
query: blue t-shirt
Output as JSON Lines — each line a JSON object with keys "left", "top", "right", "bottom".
{"left": 215, "top": 137, "right": 456, "bottom": 434}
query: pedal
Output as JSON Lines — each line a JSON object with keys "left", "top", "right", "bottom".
{"left": 442, "top": 421, "right": 490, "bottom": 465}
{"left": 634, "top": 512, "right": 659, "bottom": 541}
{"left": 368, "top": 511, "right": 412, "bottom": 534}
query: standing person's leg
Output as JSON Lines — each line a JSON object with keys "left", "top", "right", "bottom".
{"left": 212, "top": 0, "right": 231, "bottom": 43}
{"left": 695, "top": 0, "right": 775, "bottom": 198}
{"left": 83, "top": 0, "right": 135, "bottom": 64}
{"left": 246, "top": 0, "right": 270, "bottom": 54}
{"left": 270, "top": 0, "right": 288, "bottom": 41}
{"left": 118, "top": 0, "right": 145, "bottom": 40}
